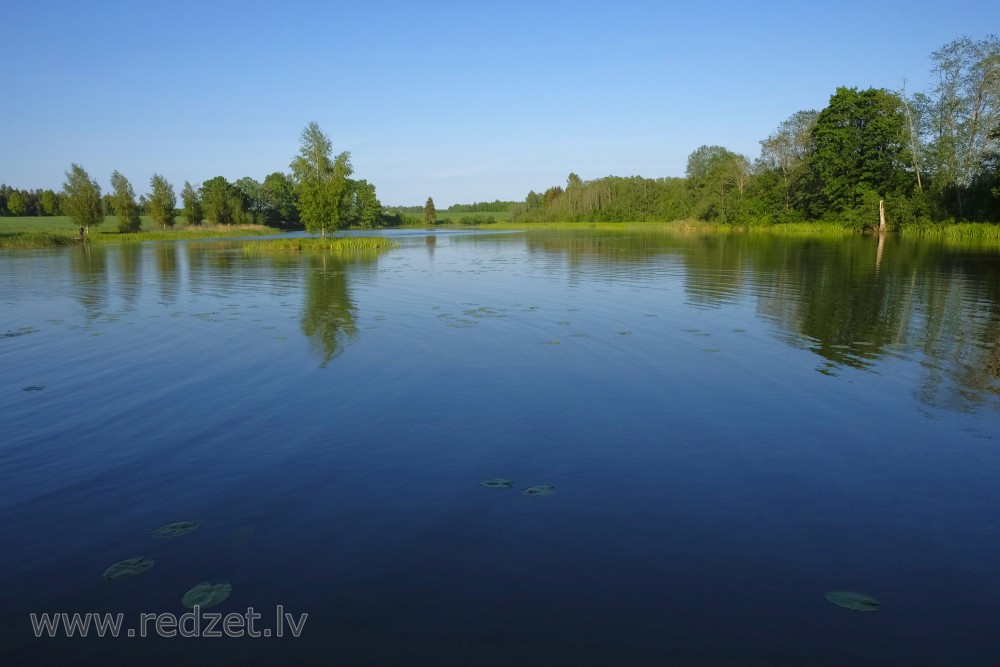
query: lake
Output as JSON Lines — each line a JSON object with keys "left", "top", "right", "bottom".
{"left": 2, "top": 227, "right": 998, "bottom": 666}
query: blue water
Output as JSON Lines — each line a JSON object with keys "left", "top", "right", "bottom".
{"left": 1, "top": 230, "right": 998, "bottom": 665}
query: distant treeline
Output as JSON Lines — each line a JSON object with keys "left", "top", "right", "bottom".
{"left": 0, "top": 186, "right": 62, "bottom": 217}
{"left": 514, "top": 36, "right": 1000, "bottom": 229}
{"left": 2, "top": 122, "right": 396, "bottom": 234}
{"left": 385, "top": 200, "right": 516, "bottom": 216}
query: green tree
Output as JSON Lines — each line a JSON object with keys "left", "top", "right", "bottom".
{"left": 686, "top": 145, "right": 751, "bottom": 223}
{"left": 110, "top": 170, "right": 142, "bottom": 232}
{"left": 39, "top": 190, "right": 60, "bottom": 215}
{"left": 234, "top": 176, "right": 265, "bottom": 223}
{"left": 291, "top": 122, "right": 353, "bottom": 237}
{"left": 353, "top": 179, "right": 381, "bottom": 228}
{"left": 62, "top": 164, "right": 104, "bottom": 232}
{"left": 7, "top": 191, "right": 25, "bottom": 216}
{"left": 181, "top": 181, "right": 203, "bottom": 225}
{"left": 261, "top": 171, "right": 298, "bottom": 225}
{"left": 424, "top": 197, "right": 436, "bottom": 225}
{"left": 759, "top": 110, "right": 818, "bottom": 212}
{"left": 806, "top": 87, "right": 912, "bottom": 216}
{"left": 921, "top": 35, "right": 1000, "bottom": 217}
{"left": 147, "top": 174, "right": 177, "bottom": 228}
{"left": 200, "top": 176, "right": 240, "bottom": 225}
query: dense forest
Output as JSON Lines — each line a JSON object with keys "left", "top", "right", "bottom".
{"left": 512, "top": 36, "right": 1000, "bottom": 228}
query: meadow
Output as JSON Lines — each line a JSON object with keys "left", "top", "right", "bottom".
{"left": 0, "top": 216, "right": 274, "bottom": 248}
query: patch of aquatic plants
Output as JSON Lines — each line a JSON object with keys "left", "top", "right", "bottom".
{"left": 242, "top": 237, "right": 398, "bottom": 255}
{"left": 101, "top": 519, "right": 233, "bottom": 610}
{"left": 899, "top": 222, "right": 1000, "bottom": 240}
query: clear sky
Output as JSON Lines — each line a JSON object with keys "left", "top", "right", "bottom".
{"left": 2, "top": 0, "right": 997, "bottom": 207}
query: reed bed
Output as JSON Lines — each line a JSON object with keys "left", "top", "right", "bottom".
{"left": 0, "top": 232, "right": 75, "bottom": 248}
{"left": 242, "top": 237, "right": 398, "bottom": 255}
{"left": 899, "top": 222, "right": 1000, "bottom": 240}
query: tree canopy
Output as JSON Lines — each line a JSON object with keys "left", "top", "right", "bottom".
{"left": 62, "top": 164, "right": 104, "bottom": 231}
{"left": 148, "top": 174, "right": 177, "bottom": 228}
{"left": 291, "top": 121, "right": 354, "bottom": 237}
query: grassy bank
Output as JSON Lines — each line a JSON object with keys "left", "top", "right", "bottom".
{"left": 242, "top": 237, "right": 398, "bottom": 255}
{"left": 0, "top": 216, "right": 275, "bottom": 248}
{"left": 461, "top": 218, "right": 1000, "bottom": 239}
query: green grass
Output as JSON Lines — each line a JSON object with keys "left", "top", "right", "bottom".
{"left": 0, "top": 216, "right": 274, "bottom": 248}
{"left": 475, "top": 220, "right": 713, "bottom": 232}
{"left": 744, "top": 222, "right": 857, "bottom": 236}
{"left": 0, "top": 232, "right": 75, "bottom": 248}
{"left": 899, "top": 222, "right": 1000, "bottom": 240}
{"left": 242, "top": 237, "right": 398, "bottom": 255}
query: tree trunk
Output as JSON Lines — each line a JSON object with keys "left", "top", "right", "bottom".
{"left": 879, "top": 199, "right": 887, "bottom": 233}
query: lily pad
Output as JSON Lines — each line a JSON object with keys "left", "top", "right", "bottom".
{"left": 523, "top": 485, "right": 556, "bottom": 496}
{"left": 182, "top": 582, "right": 232, "bottom": 609}
{"left": 103, "top": 556, "right": 154, "bottom": 580}
{"left": 22, "top": 386, "right": 45, "bottom": 392}
{"left": 151, "top": 521, "right": 198, "bottom": 537}
{"left": 825, "top": 591, "right": 881, "bottom": 612}
{"left": 480, "top": 478, "right": 514, "bottom": 489}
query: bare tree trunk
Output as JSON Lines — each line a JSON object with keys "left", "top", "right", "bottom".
{"left": 879, "top": 199, "right": 887, "bottom": 233}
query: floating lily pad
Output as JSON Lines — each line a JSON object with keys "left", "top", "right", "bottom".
{"left": 523, "top": 485, "right": 556, "bottom": 496}
{"left": 151, "top": 521, "right": 198, "bottom": 537}
{"left": 103, "top": 556, "right": 154, "bottom": 580}
{"left": 825, "top": 591, "right": 881, "bottom": 612}
{"left": 182, "top": 582, "right": 232, "bottom": 609}
{"left": 480, "top": 478, "right": 514, "bottom": 489}
{"left": 22, "top": 386, "right": 45, "bottom": 392}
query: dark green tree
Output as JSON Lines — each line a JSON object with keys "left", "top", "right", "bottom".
{"left": 261, "top": 171, "right": 298, "bottom": 225}
{"left": 353, "top": 179, "right": 381, "bottom": 228}
{"left": 806, "top": 87, "right": 912, "bottom": 216}
{"left": 200, "top": 176, "right": 240, "bottom": 225}
{"left": 424, "top": 197, "right": 436, "bottom": 225}
{"left": 235, "top": 176, "right": 265, "bottom": 223}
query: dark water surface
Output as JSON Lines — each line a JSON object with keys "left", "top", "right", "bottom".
{"left": 2, "top": 229, "right": 999, "bottom": 666}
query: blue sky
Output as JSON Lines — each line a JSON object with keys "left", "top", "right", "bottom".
{"left": 2, "top": 0, "right": 997, "bottom": 207}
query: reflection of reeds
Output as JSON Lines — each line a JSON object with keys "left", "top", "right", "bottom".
{"left": 242, "top": 237, "right": 398, "bottom": 255}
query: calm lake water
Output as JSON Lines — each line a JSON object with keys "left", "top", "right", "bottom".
{"left": 2, "top": 228, "right": 999, "bottom": 666}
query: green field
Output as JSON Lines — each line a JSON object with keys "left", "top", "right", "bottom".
{"left": 0, "top": 216, "right": 275, "bottom": 248}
